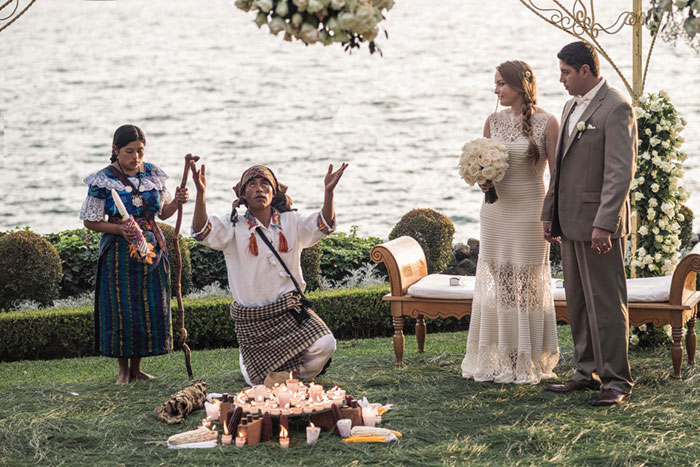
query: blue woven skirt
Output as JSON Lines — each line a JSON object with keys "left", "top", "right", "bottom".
{"left": 94, "top": 232, "right": 172, "bottom": 358}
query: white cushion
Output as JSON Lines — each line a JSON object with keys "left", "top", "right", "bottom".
{"left": 407, "top": 274, "right": 476, "bottom": 299}
{"left": 408, "top": 274, "right": 673, "bottom": 303}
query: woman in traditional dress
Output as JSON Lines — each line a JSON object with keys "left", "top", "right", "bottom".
{"left": 461, "top": 61, "right": 561, "bottom": 384}
{"left": 80, "top": 124, "right": 189, "bottom": 384}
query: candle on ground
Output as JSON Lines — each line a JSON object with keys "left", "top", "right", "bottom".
{"left": 306, "top": 422, "right": 321, "bottom": 444}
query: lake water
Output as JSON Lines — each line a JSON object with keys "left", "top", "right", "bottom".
{"left": 2, "top": 0, "right": 699, "bottom": 242}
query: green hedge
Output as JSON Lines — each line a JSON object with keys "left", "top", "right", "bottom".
{"left": 0, "top": 284, "right": 470, "bottom": 362}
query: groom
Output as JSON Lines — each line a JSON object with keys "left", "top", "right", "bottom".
{"left": 541, "top": 41, "right": 637, "bottom": 406}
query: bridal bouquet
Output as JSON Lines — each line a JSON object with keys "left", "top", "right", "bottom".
{"left": 234, "top": 0, "right": 394, "bottom": 54}
{"left": 458, "top": 138, "right": 509, "bottom": 204}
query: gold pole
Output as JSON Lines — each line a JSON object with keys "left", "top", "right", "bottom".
{"left": 630, "top": 0, "right": 642, "bottom": 278}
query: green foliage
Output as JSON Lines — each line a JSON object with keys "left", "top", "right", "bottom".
{"left": 301, "top": 243, "right": 322, "bottom": 291}
{"left": 678, "top": 204, "right": 694, "bottom": 250}
{"left": 0, "top": 284, "right": 478, "bottom": 362}
{"left": 187, "top": 238, "right": 228, "bottom": 290}
{"left": 44, "top": 228, "right": 101, "bottom": 298}
{"left": 157, "top": 222, "right": 192, "bottom": 296}
{"left": 0, "top": 230, "right": 62, "bottom": 311}
{"left": 319, "top": 226, "right": 383, "bottom": 282}
{"left": 389, "top": 208, "right": 455, "bottom": 274}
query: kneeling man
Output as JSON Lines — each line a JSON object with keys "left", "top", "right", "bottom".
{"left": 190, "top": 161, "right": 348, "bottom": 386}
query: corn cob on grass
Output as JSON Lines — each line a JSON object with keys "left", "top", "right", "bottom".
{"left": 167, "top": 426, "right": 218, "bottom": 445}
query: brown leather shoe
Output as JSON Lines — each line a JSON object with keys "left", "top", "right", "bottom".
{"left": 591, "top": 389, "right": 631, "bottom": 406}
{"left": 543, "top": 380, "right": 601, "bottom": 393}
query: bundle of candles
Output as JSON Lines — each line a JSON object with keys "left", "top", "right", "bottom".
{"left": 230, "top": 377, "right": 348, "bottom": 417}
{"left": 209, "top": 376, "right": 377, "bottom": 448}
{"left": 110, "top": 188, "right": 156, "bottom": 263}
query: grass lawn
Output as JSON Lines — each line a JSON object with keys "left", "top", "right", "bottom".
{"left": 1, "top": 325, "right": 700, "bottom": 466}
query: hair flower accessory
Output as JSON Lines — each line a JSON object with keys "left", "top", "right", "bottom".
{"left": 523, "top": 70, "right": 532, "bottom": 81}
{"left": 576, "top": 118, "right": 595, "bottom": 139}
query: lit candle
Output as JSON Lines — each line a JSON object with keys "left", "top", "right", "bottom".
{"left": 279, "top": 425, "right": 289, "bottom": 448}
{"left": 277, "top": 386, "right": 292, "bottom": 409}
{"left": 306, "top": 422, "right": 321, "bottom": 445}
{"left": 204, "top": 400, "right": 220, "bottom": 420}
{"left": 286, "top": 372, "right": 300, "bottom": 392}
{"left": 253, "top": 384, "right": 266, "bottom": 401}
{"left": 308, "top": 383, "right": 323, "bottom": 402}
{"left": 218, "top": 418, "right": 231, "bottom": 444}
{"left": 235, "top": 430, "right": 246, "bottom": 447}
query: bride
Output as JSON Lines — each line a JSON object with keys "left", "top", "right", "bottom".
{"left": 461, "top": 60, "right": 560, "bottom": 384}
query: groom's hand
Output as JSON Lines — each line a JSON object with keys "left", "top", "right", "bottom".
{"left": 591, "top": 227, "right": 612, "bottom": 254}
{"left": 543, "top": 222, "right": 561, "bottom": 244}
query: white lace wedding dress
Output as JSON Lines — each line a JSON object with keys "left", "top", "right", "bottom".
{"left": 461, "top": 110, "right": 560, "bottom": 384}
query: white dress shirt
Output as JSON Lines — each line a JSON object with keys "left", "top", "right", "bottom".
{"left": 567, "top": 78, "right": 606, "bottom": 136}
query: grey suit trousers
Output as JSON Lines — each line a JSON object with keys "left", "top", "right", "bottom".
{"left": 560, "top": 235, "right": 634, "bottom": 394}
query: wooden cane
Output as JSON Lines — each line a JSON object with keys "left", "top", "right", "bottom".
{"left": 174, "top": 153, "right": 199, "bottom": 379}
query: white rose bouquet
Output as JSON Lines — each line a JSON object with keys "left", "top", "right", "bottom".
{"left": 458, "top": 137, "right": 509, "bottom": 204}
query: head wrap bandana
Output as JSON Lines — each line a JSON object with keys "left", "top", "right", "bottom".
{"left": 230, "top": 165, "right": 294, "bottom": 255}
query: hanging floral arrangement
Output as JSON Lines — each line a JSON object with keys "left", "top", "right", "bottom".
{"left": 629, "top": 90, "right": 689, "bottom": 276}
{"left": 234, "top": 0, "right": 395, "bottom": 53}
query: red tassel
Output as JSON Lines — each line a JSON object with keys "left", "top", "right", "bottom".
{"left": 248, "top": 232, "right": 258, "bottom": 256}
{"left": 278, "top": 232, "right": 289, "bottom": 253}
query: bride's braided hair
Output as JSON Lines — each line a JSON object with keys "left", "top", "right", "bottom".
{"left": 497, "top": 60, "right": 540, "bottom": 170}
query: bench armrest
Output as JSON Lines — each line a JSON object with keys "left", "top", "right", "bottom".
{"left": 371, "top": 236, "right": 428, "bottom": 297}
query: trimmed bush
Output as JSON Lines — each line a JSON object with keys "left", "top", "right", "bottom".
{"left": 0, "top": 283, "right": 476, "bottom": 362}
{"left": 44, "top": 228, "right": 101, "bottom": 298}
{"left": 188, "top": 238, "right": 229, "bottom": 290}
{"left": 0, "top": 230, "right": 63, "bottom": 311}
{"left": 158, "top": 222, "right": 193, "bottom": 296}
{"left": 301, "top": 243, "right": 322, "bottom": 291}
{"left": 389, "top": 208, "right": 455, "bottom": 274}
{"left": 320, "top": 227, "right": 384, "bottom": 282}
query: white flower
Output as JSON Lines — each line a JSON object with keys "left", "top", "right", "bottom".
{"left": 650, "top": 136, "right": 661, "bottom": 147}
{"left": 254, "top": 11, "right": 268, "bottom": 27}
{"left": 645, "top": 128, "right": 652, "bottom": 136}
{"left": 638, "top": 225, "right": 648, "bottom": 236}
{"left": 330, "top": 0, "right": 345, "bottom": 8}
{"left": 362, "top": 26, "right": 379, "bottom": 41}
{"left": 268, "top": 16, "right": 286, "bottom": 35}
{"left": 662, "top": 140, "right": 670, "bottom": 149}
{"left": 292, "top": 0, "right": 308, "bottom": 10}
{"left": 337, "top": 11, "right": 358, "bottom": 30}
{"left": 576, "top": 121, "right": 586, "bottom": 132}
{"left": 650, "top": 183, "right": 660, "bottom": 193}
{"left": 299, "top": 23, "right": 320, "bottom": 43}
{"left": 255, "top": 0, "right": 274, "bottom": 12}
{"left": 630, "top": 334, "right": 640, "bottom": 346}
{"left": 235, "top": 0, "right": 255, "bottom": 11}
{"left": 276, "top": 1, "right": 290, "bottom": 16}
{"left": 648, "top": 197, "right": 658, "bottom": 207}
{"left": 291, "top": 12, "right": 303, "bottom": 26}
{"left": 634, "top": 107, "right": 645, "bottom": 119}
{"left": 307, "top": 0, "right": 325, "bottom": 13}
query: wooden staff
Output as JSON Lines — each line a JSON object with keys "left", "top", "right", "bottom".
{"left": 174, "top": 153, "right": 199, "bottom": 379}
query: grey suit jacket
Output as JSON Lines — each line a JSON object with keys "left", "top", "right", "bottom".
{"left": 542, "top": 82, "right": 637, "bottom": 242}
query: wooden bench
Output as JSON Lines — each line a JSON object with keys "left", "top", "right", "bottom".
{"left": 370, "top": 236, "right": 700, "bottom": 379}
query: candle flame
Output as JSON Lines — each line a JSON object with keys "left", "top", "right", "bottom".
{"left": 223, "top": 421, "right": 229, "bottom": 436}
{"left": 279, "top": 425, "right": 288, "bottom": 438}
{"left": 329, "top": 385, "right": 338, "bottom": 392}
{"left": 309, "top": 422, "right": 315, "bottom": 428}
{"left": 289, "top": 371, "right": 294, "bottom": 379}
{"left": 238, "top": 430, "right": 246, "bottom": 438}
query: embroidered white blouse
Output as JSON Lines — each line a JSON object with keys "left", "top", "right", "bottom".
{"left": 191, "top": 209, "right": 335, "bottom": 307}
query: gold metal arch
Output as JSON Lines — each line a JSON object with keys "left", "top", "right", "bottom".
{"left": 518, "top": 0, "right": 666, "bottom": 104}
{"left": 0, "top": 0, "right": 36, "bottom": 34}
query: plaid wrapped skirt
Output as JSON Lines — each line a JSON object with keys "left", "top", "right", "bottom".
{"left": 94, "top": 232, "right": 172, "bottom": 358}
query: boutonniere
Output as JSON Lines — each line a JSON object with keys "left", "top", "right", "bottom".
{"left": 576, "top": 119, "right": 595, "bottom": 139}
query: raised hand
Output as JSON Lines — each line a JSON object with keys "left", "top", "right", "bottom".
{"left": 324, "top": 162, "right": 348, "bottom": 193}
{"left": 190, "top": 161, "right": 207, "bottom": 194}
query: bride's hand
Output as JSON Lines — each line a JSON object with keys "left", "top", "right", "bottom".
{"left": 478, "top": 181, "right": 493, "bottom": 193}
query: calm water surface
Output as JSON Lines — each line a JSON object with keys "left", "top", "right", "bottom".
{"left": 2, "top": 0, "right": 699, "bottom": 241}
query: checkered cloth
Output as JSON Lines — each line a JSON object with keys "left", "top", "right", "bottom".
{"left": 231, "top": 291, "right": 331, "bottom": 385}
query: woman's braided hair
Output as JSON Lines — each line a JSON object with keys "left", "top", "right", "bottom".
{"left": 497, "top": 60, "right": 540, "bottom": 170}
